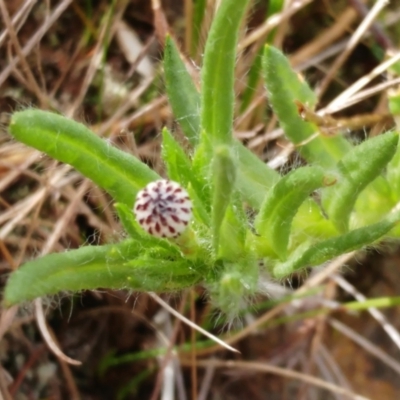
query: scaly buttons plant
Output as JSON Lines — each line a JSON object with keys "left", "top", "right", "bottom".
{"left": 134, "top": 179, "right": 192, "bottom": 238}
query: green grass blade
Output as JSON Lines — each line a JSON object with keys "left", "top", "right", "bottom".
{"left": 9, "top": 110, "right": 159, "bottom": 207}
{"left": 324, "top": 131, "right": 399, "bottom": 232}
{"left": 201, "top": 0, "right": 250, "bottom": 146}
{"left": 273, "top": 209, "right": 400, "bottom": 278}
{"left": 255, "top": 166, "right": 326, "bottom": 260}
{"left": 164, "top": 36, "right": 200, "bottom": 146}
{"left": 263, "top": 45, "right": 352, "bottom": 167}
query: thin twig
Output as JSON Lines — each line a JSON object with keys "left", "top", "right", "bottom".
{"left": 149, "top": 292, "right": 239, "bottom": 353}
{"left": 180, "top": 359, "right": 369, "bottom": 400}
{"left": 317, "top": 0, "right": 390, "bottom": 98}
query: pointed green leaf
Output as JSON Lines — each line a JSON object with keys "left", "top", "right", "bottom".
{"left": 160, "top": 128, "right": 211, "bottom": 226}
{"left": 255, "top": 166, "right": 326, "bottom": 259}
{"left": 273, "top": 209, "right": 400, "bottom": 278}
{"left": 201, "top": 0, "right": 250, "bottom": 145}
{"left": 324, "top": 131, "right": 398, "bottom": 232}
{"left": 161, "top": 127, "right": 193, "bottom": 186}
{"left": 9, "top": 110, "right": 159, "bottom": 207}
{"left": 164, "top": 36, "right": 200, "bottom": 145}
{"left": 263, "top": 45, "right": 351, "bottom": 167}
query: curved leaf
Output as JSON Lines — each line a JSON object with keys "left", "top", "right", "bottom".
{"left": 324, "top": 131, "right": 399, "bottom": 232}
{"left": 9, "top": 110, "right": 159, "bottom": 207}
{"left": 255, "top": 166, "right": 326, "bottom": 259}
{"left": 273, "top": 209, "right": 400, "bottom": 278}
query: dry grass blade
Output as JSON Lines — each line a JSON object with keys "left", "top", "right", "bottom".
{"left": 333, "top": 274, "right": 400, "bottom": 351}
{"left": 317, "top": 0, "right": 390, "bottom": 98}
{"left": 329, "top": 318, "right": 400, "bottom": 376}
{"left": 238, "top": 0, "right": 313, "bottom": 51}
{"left": 0, "top": 0, "right": 74, "bottom": 87}
{"left": 149, "top": 292, "right": 239, "bottom": 354}
{"left": 34, "top": 299, "right": 81, "bottom": 366}
{"left": 180, "top": 359, "right": 369, "bottom": 400}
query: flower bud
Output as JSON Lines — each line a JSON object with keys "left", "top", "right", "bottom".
{"left": 134, "top": 180, "right": 192, "bottom": 238}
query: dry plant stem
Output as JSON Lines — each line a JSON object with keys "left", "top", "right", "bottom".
{"left": 326, "top": 76, "right": 400, "bottom": 114}
{"left": 0, "top": 0, "right": 48, "bottom": 107}
{"left": 179, "top": 359, "right": 369, "bottom": 400}
{"left": 0, "top": 366, "right": 12, "bottom": 400}
{"left": 15, "top": 185, "right": 46, "bottom": 267}
{"left": 299, "top": 281, "right": 335, "bottom": 400}
{"left": 290, "top": 7, "right": 357, "bottom": 66}
{"left": 324, "top": 49, "right": 400, "bottom": 114}
{"left": 272, "top": 0, "right": 292, "bottom": 49}
{"left": 238, "top": 0, "right": 313, "bottom": 51}
{"left": 96, "top": 76, "right": 154, "bottom": 136}
{"left": 0, "top": 0, "right": 37, "bottom": 47}
{"left": 8, "top": 346, "right": 46, "bottom": 396}
{"left": 332, "top": 274, "right": 400, "bottom": 350}
{"left": 190, "top": 289, "right": 198, "bottom": 400}
{"left": 34, "top": 299, "right": 81, "bottom": 365}
{"left": 0, "top": 0, "right": 74, "bottom": 88}
{"left": 149, "top": 292, "right": 239, "bottom": 354}
{"left": 151, "top": 0, "right": 169, "bottom": 44}
{"left": 126, "top": 34, "right": 157, "bottom": 78}
{"left": 118, "top": 95, "right": 167, "bottom": 134}
{"left": 41, "top": 179, "right": 90, "bottom": 254}
{"left": 0, "top": 240, "right": 16, "bottom": 270}
{"left": 149, "top": 292, "right": 188, "bottom": 400}
{"left": 0, "top": 165, "right": 76, "bottom": 239}
{"left": 317, "top": 0, "right": 390, "bottom": 99}
{"left": 328, "top": 318, "right": 400, "bottom": 376}
{"left": 318, "top": 344, "right": 353, "bottom": 391}
{"left": 0, "top": 151, "right": 39, "bottom": 193}
{"left": 184, "top": 0, "right": 193, "bottom": 54}
{"left": 197, "top": 360, "right": 216, "bottom": 400}
{"left": 0, "top": 306, "right": 18, "bottom": 343}
{"left": 66, "top": 18, "right": 109, "bottom": 118}
{"left": 349, "top": 0, "right": 393, "bottom": 49}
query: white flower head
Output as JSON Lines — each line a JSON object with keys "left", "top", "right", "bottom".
{"left": 134, "top": 179, "right": 192, "bottom": 238}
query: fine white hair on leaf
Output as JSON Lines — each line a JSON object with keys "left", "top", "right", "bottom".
{"left": 134, "top": 179, "right": 192, "bottom": 238}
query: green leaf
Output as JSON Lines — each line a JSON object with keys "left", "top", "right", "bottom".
{"left": 201, "top": 0, "right": 250, "bottom": 146}
{"left": 211, "top": 145, "right": 236, "bottom": 253}
{"left": 324, "top": 131, "right": 399, "bottom": 232}
{"left": 164, "top": 36, "right": 200, "bottom": 146}
{"left": 272, "top": 209, "right": 400, "bottom": 278}
{"left": 4, "top": 240, "right": 201, "bottom": 306}
{"left": 9, "top": 110, "right": 159, "bottom": 207}
{"left": 263, "top": 45, "right": 351, "bottom": 167}
{"left": 161, "top": 127, "right": 193, "bottom": 186}
{"left": 234, "top": 141, "right": 280, "bottom": 209}
{"left": 255, "top": 166, "right": 326, "bottom": 260}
